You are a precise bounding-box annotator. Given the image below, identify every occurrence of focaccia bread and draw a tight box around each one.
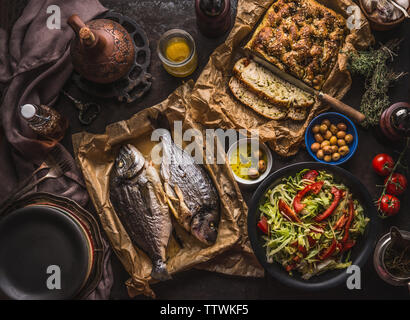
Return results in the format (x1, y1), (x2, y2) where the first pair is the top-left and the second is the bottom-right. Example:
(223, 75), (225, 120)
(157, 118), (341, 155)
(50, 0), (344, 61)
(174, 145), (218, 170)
(245, 0), (347, 90)
(233, 58), (314, 108)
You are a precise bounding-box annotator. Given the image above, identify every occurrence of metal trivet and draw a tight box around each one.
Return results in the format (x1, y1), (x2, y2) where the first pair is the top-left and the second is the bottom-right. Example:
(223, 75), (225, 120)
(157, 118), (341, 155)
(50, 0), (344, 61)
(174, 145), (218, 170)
(72, 11), (152, 103)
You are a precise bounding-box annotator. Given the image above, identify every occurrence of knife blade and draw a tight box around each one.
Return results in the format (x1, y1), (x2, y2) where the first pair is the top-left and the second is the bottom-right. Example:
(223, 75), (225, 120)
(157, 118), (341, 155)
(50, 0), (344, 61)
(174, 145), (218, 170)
(243, 49), (366, 123)
(251, 52), (317, 96)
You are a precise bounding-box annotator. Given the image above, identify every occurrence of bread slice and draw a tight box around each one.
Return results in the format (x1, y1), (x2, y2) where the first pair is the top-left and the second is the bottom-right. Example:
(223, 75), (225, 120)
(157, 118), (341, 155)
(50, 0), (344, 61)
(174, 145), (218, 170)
(287, 107), (308, 121)
(233, 58), (314, 108)
(229, 77), (287, 120)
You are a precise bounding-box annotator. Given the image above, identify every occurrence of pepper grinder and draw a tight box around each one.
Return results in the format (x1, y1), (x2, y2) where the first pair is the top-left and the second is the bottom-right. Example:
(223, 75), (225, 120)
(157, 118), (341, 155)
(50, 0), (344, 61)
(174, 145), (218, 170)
(379, 102), (410, 141)
(195, 0), (231, 38)
(20, 104), (68, 145)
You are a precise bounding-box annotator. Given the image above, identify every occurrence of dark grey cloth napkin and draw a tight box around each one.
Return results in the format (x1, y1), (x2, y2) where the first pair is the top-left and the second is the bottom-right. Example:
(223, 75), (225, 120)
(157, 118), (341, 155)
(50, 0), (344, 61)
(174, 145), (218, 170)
(0, 0), (113, 300)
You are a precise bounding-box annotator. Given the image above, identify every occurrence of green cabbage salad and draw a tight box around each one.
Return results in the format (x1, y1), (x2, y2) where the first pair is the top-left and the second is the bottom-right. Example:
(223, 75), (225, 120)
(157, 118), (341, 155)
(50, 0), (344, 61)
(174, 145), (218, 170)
(258, 169), (369, 279)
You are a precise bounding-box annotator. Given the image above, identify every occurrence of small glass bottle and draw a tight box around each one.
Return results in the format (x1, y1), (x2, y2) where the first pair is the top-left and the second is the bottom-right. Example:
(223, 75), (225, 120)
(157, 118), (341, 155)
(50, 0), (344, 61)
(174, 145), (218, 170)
(195, 0), (231, 38)
(20, 104), (68, 145)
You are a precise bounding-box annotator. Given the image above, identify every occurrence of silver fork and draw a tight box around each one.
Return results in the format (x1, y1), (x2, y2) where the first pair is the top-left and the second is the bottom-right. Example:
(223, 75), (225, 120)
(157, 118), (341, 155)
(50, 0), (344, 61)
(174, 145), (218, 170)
(0, 159), (72, 213)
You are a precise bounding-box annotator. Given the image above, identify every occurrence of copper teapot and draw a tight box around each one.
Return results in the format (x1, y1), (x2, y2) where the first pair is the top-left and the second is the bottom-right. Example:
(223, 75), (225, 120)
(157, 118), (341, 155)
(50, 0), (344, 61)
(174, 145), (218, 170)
(67, 14), (135, 84)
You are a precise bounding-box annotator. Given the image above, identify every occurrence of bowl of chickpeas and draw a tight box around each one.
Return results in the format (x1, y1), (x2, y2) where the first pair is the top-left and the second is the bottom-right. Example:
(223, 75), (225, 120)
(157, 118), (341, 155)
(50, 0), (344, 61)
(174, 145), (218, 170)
(305, 112), (358, 165)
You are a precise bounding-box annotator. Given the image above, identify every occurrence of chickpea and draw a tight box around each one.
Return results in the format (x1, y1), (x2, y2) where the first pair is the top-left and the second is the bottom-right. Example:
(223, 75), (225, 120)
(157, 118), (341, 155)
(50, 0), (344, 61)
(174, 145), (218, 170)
(337, 139), (346, 147)
(332, 153), (341, 161)
(331, 145), (339, 153)
(329, 136), (337, 145)
(311, 142), (321, 153)
(319, 124), (328, 134)
(337, 123), (347, 131)
(345, 134), (354, 144)
(324, 130), (333, 140)
(336, 131), (346, 139)
(323, 145), (332, 155)
(314, 133), (324, 143)
(258, 160), (267, 173)
(316, 149), (324, 159)
(330, 124), (338, 135)
(339, 145), (350, 156)
(324, 155), (332, 162)
(321, 119), (331, 127)
(312, 125), (321, 134)
(248, 167), (260, 179)
(321, 140), (330, 148)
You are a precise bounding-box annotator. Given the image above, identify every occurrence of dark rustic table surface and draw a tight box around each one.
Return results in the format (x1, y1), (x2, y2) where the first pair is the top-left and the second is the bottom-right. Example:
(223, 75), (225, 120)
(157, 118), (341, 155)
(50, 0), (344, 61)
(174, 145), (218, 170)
(4, 0), (410, 300)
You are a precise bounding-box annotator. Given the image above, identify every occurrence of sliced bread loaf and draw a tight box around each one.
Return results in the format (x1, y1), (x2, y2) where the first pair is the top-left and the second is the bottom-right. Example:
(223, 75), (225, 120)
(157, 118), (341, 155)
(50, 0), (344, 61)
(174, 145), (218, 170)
(229, 77), (287, 120)
(233, 58), (315, 108)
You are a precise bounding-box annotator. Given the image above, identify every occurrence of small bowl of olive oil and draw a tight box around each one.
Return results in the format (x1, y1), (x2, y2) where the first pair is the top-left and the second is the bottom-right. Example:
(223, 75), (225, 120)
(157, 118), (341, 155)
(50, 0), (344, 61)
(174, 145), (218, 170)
(227, 138), (273, 186)
(157, 29), (198, 77)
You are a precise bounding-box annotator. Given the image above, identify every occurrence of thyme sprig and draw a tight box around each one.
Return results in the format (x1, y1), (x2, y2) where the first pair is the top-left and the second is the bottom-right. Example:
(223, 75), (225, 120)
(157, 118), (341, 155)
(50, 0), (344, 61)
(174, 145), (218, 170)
(348, 40), (407, 127)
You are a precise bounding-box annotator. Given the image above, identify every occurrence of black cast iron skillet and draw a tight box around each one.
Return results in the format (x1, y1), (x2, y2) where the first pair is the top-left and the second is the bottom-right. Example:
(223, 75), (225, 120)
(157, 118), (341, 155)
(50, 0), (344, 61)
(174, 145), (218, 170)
(248, 162), (380, 291)
(0, 206), (90, 300)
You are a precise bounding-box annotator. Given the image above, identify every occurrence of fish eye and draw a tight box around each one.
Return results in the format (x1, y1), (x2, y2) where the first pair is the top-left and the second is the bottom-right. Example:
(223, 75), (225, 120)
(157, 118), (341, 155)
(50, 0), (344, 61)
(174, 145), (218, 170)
(118, 161), (124, 168)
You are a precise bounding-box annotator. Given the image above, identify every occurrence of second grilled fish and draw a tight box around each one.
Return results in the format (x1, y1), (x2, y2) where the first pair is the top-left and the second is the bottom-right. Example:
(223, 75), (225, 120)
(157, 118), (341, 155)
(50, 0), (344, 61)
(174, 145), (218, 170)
(159, 130), (220, 246)
(110, 144), (172, 281)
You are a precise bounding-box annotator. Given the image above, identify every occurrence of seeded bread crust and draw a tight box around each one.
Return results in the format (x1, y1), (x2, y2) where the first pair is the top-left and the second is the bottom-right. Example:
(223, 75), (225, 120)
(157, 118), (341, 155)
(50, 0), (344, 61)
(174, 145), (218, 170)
(245, 0), (347, 90)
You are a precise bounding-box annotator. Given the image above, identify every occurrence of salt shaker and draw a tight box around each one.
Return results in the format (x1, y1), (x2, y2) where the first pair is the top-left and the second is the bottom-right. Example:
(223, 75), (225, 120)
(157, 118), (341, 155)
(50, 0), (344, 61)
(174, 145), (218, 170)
(20, 104), (68, 144)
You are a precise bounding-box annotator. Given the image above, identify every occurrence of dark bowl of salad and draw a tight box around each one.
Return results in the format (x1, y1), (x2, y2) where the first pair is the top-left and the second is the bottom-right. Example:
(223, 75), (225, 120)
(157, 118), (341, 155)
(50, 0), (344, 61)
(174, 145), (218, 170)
(248, 162), (380, 291)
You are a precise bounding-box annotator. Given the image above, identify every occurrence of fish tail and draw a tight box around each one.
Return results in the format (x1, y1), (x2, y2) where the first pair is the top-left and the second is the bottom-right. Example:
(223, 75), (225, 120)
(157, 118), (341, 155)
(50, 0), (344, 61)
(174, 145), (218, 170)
(151, 259), (172, 281)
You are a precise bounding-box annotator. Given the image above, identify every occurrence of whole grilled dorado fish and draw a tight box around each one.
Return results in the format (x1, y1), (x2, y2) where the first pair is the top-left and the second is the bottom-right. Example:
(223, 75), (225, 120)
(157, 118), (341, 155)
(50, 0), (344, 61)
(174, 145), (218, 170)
(110, 144), (172, 281)
(159, 130), (220, 245)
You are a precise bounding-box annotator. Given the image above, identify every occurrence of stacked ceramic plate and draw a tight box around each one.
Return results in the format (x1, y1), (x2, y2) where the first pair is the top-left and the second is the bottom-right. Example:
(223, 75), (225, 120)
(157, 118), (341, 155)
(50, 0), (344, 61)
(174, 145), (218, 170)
(0, 193), (103, 300)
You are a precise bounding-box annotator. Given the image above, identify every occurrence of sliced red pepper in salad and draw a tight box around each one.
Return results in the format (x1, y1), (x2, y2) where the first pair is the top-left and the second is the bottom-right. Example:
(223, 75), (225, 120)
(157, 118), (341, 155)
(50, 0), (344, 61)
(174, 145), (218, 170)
(279, 199), (301, 223)
(293, 181), (324, 213)
(342, 200), (355, 243)
(333, 212), (348, 230)
(342, 239), (356, 252)
(314, 186), (343, 222)
(302, 170), (319, 181)
(257, 216), (269, 234)
(318, 239), (337, 260)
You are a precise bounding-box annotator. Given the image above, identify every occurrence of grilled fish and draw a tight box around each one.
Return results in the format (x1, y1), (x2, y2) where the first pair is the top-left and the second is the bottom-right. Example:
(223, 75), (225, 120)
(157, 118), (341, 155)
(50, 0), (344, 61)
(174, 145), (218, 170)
(110, 144), (172, 281)
(159, 130), (220, 245)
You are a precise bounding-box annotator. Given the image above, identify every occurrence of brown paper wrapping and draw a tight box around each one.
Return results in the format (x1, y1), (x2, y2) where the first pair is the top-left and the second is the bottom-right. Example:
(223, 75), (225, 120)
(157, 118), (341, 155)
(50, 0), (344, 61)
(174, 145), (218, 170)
(72, 0), (375, 297)
(72, 81), (253, 297)
(189, 0), (374, 157)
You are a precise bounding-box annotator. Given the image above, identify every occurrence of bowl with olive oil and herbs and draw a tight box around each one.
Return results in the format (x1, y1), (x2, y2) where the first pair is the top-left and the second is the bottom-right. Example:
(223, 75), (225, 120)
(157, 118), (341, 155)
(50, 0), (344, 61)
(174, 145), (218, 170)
(227, 138), (272, 186)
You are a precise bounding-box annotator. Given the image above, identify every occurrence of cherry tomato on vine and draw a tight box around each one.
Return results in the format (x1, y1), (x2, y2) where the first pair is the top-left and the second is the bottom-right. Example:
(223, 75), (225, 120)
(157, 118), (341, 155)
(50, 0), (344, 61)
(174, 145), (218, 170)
(384, 173), (407, 196)
(378, 194), (400, 216)
(372, 154), (394, 176)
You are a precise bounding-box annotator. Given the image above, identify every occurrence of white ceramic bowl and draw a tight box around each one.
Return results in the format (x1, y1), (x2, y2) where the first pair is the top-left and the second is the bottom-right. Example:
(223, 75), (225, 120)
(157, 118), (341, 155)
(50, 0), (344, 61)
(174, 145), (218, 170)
(227, 138), (273, 186)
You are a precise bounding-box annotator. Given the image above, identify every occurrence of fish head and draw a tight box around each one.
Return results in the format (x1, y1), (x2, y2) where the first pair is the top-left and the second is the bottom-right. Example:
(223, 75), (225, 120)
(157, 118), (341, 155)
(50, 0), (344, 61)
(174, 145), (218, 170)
(190, 208), (219, 245)
(114, 144), (145, 180)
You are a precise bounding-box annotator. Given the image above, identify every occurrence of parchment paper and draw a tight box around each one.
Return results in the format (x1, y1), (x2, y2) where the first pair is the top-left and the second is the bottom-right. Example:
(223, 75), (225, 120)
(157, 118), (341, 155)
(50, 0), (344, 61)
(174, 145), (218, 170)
(72, 81), (251, 297)
(189, 0), (374, 157)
